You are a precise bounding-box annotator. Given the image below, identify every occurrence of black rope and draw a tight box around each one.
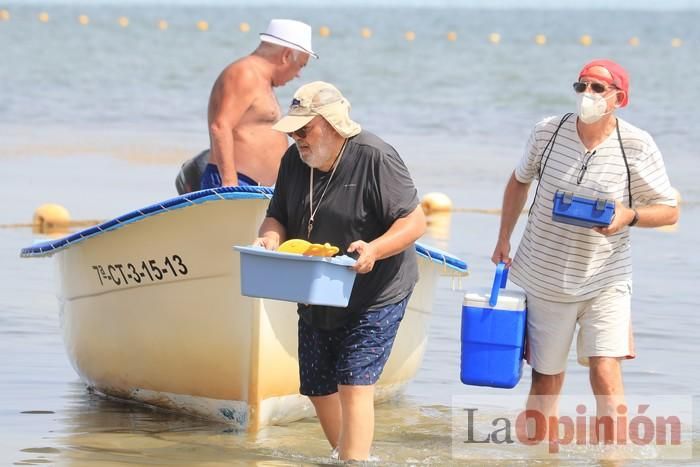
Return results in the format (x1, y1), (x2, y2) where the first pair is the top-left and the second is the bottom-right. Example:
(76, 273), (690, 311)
(615, 119), (634, 208)
(528, 113), (573, 215)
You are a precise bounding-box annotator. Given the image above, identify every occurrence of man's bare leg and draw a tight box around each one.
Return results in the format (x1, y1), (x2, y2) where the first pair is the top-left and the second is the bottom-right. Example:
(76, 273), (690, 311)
(589, 356), (625, 444)
(526, 370), (565, 441)
(337, 384), (375, 461)
(309, 393), (342, 450)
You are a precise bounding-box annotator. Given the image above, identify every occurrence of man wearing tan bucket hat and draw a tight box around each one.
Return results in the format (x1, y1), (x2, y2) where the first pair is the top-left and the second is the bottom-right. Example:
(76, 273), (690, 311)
(175, 19), (317, 193)
(254, 81), (426, 461)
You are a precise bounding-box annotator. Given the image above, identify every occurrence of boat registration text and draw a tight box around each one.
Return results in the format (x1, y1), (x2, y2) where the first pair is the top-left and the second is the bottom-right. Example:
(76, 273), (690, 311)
(91, 255), (189, 287)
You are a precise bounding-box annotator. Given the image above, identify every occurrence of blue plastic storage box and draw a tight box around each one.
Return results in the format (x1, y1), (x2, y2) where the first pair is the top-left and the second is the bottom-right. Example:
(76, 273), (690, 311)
(552, 190), (615, 228)
(460, 263), (527, 389)
(234, 246), (357, 307)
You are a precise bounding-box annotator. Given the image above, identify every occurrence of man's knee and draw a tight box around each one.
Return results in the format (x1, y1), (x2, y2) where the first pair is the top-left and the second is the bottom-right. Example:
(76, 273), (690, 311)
(531, 369), (565, 394)
(588, 357), (623, 393)
(338, 384), (374, 405)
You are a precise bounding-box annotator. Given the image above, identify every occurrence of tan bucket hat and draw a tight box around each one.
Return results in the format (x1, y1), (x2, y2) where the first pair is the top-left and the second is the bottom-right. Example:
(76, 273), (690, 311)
(272, 81), (361, 138)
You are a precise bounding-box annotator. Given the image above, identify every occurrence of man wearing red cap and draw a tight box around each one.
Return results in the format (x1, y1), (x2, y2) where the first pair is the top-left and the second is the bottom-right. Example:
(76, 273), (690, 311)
(492, 59), (679, 443)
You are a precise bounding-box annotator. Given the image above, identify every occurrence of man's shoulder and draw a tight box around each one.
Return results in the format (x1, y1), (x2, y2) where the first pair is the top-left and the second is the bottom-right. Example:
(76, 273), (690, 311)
(617, 117), (657, 154)
(617, 117), (653, 140)
(281, 144), (300, 163)
(534, 113), (575, 132)
(218, 57), (266, 88)
(349, 131), (399, 159)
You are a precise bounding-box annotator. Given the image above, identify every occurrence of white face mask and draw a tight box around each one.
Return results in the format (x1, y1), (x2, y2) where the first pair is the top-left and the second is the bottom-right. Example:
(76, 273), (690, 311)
(577, 92), (616, 124)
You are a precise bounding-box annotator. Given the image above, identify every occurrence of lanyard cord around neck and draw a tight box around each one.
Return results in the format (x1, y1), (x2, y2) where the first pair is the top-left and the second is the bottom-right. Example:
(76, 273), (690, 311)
(307, 139), (348, 239)
(528, 113), (573, 216)
(615, 119), (633, 208)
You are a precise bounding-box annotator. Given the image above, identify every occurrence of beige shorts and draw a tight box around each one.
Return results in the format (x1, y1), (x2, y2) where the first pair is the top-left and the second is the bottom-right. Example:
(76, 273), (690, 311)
(525, 282), (635, 375)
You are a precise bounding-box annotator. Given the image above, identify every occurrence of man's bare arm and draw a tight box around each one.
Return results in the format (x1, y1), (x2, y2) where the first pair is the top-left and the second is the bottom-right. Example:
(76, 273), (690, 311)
(347, 205), (427, 274)
(253, 217), (287, 250)
(492, 171), (531, 266)
(595, 202), (679, 235)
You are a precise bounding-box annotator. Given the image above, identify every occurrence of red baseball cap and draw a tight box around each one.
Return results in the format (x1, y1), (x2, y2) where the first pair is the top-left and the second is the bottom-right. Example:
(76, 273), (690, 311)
(579, 59), (630, 107)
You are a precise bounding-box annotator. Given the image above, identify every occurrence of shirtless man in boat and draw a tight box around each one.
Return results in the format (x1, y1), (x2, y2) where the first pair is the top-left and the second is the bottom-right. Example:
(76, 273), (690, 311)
(179, 19), (317, 191)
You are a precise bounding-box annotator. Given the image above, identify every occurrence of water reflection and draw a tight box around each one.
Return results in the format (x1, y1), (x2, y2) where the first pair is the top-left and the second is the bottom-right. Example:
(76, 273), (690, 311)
(425, 212), (452, 251)
(35, 383), (334, 466)
(15, 380), (680, 466)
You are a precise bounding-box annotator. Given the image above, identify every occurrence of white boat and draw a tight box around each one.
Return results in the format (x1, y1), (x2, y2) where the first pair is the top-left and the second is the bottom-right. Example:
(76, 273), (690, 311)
(21, 187), (467, 431)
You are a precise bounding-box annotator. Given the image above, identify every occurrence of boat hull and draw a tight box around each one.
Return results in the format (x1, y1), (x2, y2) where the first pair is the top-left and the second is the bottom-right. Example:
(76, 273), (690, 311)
(54, 196), (442, 430)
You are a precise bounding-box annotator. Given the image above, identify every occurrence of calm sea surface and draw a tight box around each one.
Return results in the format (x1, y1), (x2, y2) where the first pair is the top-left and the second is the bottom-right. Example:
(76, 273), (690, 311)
(1, 3), (699, 465)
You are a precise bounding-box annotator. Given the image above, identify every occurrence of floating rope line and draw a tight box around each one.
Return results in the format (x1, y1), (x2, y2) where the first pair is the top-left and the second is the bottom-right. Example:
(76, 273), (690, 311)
(0, 10), (689, 47)
(0, 220), (103, 229)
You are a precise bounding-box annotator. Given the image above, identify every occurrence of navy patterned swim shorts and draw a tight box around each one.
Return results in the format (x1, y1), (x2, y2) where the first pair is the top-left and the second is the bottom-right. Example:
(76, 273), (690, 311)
(297, 295), (409, 396)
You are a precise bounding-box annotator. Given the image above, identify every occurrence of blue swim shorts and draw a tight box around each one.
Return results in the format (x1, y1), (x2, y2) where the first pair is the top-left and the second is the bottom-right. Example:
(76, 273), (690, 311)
(297, 295), (409, 396)
(200, 163), (258, 189)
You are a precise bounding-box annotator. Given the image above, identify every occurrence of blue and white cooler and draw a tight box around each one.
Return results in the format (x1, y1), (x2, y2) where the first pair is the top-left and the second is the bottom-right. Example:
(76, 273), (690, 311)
(460, 262), (527, 389)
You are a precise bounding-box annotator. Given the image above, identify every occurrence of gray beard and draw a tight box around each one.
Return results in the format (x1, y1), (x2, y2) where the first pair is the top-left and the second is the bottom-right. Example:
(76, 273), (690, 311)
(298, 143), (334, 170)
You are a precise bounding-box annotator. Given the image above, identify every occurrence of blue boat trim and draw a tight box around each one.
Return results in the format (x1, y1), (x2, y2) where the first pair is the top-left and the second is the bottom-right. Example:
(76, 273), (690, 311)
(20, 186), (274, 257)
(19, 186), (468, 272)
(414, 242), (467, 273)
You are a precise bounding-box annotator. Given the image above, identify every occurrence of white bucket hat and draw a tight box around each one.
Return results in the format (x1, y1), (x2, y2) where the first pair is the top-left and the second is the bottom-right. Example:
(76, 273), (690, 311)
(259, 19), (318, 59)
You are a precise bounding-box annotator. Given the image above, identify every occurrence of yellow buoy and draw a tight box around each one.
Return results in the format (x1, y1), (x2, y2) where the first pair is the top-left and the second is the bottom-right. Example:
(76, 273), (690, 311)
(0, 9), (10, 21)
(447, 31), (458, 42)
(426, 211), (452, 245)
(534, 34), (547, 45)
(158, 19), (168, 30)
(319, 25), (331, 37)
(239, 22), (250, 32)
(579, 34), (592, 46)
(405, 31), (416, 41)
(197, 20), (208, 31)
(671, 38), (683, 47)
(361, 27), (372, 39)
(33, 204), (71, 234)
(488, 32), (501, 45)
(421, 192), (453, 215)
(628, 36), (640, 46)
(38, 11), (49, 23)
(118, 16), (129, 28)
(78, 14), (89, 25)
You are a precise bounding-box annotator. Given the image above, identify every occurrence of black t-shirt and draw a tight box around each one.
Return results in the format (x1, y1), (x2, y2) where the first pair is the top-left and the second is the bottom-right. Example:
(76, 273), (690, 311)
(267, 131), (420, 323)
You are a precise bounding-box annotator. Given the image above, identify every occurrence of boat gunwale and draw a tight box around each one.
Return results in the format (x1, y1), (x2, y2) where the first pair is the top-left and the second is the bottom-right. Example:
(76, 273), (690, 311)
(19, 187), (467, 272)
(20, 187), (274, 258)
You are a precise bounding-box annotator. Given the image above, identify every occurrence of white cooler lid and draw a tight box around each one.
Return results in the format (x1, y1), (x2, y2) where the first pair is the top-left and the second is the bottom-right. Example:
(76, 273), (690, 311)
(463, 289), (526, 311)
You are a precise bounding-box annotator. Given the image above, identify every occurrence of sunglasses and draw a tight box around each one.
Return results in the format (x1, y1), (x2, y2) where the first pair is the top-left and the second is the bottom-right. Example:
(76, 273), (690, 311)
(288, 122), (313, 139)
(573, 81), (616, 94)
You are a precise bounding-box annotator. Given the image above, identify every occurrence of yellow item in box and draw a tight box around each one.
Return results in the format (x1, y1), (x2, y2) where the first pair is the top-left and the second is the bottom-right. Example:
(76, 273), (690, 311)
(277, 239), (339, 257)
(304, 243), (339, 257)
(277, 239), (311, 254)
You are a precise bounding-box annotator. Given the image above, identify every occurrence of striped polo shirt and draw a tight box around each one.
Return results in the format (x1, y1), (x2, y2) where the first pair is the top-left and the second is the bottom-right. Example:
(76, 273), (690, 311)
(510, 115), (677, 302)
